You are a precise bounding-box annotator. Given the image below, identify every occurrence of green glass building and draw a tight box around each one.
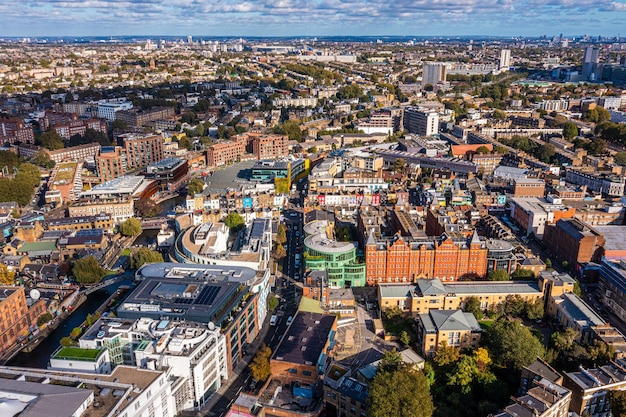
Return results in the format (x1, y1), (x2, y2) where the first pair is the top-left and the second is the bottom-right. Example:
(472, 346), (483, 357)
(303, 220), (366, 287)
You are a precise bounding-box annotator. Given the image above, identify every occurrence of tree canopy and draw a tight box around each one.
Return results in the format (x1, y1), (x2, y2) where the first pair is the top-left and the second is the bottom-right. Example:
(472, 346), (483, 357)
(0, 162), (42, 206)
(249, 344), (272, 382)
(368, 350), (434, 417)
(73, 256), (106, 284)
(487, 269), (509, 281)
(0, 264), (15, 285)
(562, 122), (579, 141)
(187, 178), (205, 196)
(37, 130), (64, 150)
(130, 248), (164, 269)
(119, 218), (142, 236)
(224, 212), (245, 232)
(483, 318), (544, 370)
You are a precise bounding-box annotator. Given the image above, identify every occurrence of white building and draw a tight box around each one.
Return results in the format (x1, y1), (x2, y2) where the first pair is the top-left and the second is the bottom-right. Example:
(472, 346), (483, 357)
(422, 62), (448, 87)
(98, 99), (133, 121)
(404, 107), (440, 136)
(499, 49), (511, 70)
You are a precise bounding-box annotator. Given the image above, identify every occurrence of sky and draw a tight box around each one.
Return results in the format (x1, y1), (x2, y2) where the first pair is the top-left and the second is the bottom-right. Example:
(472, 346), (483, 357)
(1, 0), (626, 38)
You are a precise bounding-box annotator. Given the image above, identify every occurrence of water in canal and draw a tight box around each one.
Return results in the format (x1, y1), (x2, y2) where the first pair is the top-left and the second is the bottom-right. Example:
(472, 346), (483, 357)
(9, 280), (129, 369)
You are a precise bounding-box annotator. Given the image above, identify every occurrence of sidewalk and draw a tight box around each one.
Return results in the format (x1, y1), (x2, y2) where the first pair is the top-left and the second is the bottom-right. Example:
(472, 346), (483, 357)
(199, 316), (274, 416)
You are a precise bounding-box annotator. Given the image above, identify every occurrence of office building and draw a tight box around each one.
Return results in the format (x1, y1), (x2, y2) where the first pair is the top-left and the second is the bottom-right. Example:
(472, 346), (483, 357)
(206, 140), (246, 167)
(97, 99), (133, 121)
(543, 219), (605, 266)
(403, 107), (439, 136)
(144, 157), (190, 193)
(513, 178), (546, 198)
(509, 197), (576, 239)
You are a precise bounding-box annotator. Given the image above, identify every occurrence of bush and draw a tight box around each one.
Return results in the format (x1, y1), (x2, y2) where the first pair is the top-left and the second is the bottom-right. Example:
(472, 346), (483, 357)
(37, 313), (53, 327)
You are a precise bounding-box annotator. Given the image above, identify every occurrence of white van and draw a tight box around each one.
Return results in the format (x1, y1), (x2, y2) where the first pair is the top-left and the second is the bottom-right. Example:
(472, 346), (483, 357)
(270, 315), (278, 326)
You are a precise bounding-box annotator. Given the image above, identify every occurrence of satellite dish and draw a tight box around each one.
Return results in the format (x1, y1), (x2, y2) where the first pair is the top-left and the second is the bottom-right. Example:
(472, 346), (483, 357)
(30, 289), (41, 300)
(208, 322), (215, 331)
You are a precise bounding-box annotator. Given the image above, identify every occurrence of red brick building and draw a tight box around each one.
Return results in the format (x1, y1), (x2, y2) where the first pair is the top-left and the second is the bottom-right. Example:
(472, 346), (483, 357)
(0, 117), (35, 144)
(206, 139), (246, 167)
(513, 178), (546, 198)
(365, 232), (488, 285)
(0, 286), (46, 356)
(544, 218), (605, 266)
(248, 133), (289, 160)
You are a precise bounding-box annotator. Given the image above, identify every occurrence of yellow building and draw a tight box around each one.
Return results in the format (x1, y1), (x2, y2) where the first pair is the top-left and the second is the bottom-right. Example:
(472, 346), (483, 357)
(416, 309), (482, 358)
(378, 278), (545, 316)
(68, 198), (134, 225)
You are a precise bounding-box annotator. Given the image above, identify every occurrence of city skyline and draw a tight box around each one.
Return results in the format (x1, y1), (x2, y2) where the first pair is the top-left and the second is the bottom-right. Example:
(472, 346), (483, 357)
(1, 0), (626, 38)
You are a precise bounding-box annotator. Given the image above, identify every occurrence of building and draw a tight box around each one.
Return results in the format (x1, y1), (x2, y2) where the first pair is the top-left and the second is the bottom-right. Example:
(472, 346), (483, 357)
(378, 278), (544, 316)
(510, 197), (576, 239)
(116, 107), (176, 127)
(598, 259), (626, 323)
(565, 169), (625, 197)
(499, 49), (511, 70)
(270, 312), (337, 397)
(513, 178), (546, 198)
(172, 218), (272, 271)
(519, 359), (564, 395)
(0, 116), (34, 144)
(303, 220), (366, 288)
(119, 133), (165, 170)
(422, 62), (448, 87)
(45, 214), (114, 233)
(493, 378), (571, 417)
(97, 99), (133, 121)
(324, 376), (369, 417)
(144, 157), (189, 193)
(0, 365), (177, 417)
(563, 360), (626, 417)
(543, 218), (605, 266)
(45, 142), (101, 164)
(416, 309), (481, 357)
(206, 140), (246, 167)
(248, 133), (288, 160)
(122, 263), (271, 373)
(78, 317), (228, 411)
(549, 292), (605, 344)
(96, 146), (127, 181)
(68, 198), (134, 224)
(251, 158), (306, 187)
(403, 107), (439, 136)
(365, 231), (488, 285)
(45, 162), (83, 204)
(0, 286), (46, 356)
(49, 346), (111, 374)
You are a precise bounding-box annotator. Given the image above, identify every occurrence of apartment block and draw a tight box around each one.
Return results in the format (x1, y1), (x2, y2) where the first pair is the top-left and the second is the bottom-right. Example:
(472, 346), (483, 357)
(68, 198), (134, 224)
(565, 169), (625, 197)
(116, 107), (176, 127)
(543, 218), (605, 266)
(403, 107), (439, 136)
(45, 142), (101, 164)
(249, 133), (288, 160)
(119, 133), (165, 170)
(45, 161), (83, 204)
(416, 309), (481, 357)
(563, 360), (626, 417)
(510, 197), (576, 239)
(206, 139), (246, 167)
(0, 117), (34, 144)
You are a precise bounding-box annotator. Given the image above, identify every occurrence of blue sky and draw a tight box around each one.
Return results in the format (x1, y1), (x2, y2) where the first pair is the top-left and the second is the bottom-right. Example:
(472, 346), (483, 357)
(1, 0), (626, 37)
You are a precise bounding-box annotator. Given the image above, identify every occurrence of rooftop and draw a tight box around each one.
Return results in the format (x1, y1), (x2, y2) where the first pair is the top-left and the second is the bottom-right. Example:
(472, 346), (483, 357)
(273, 312), (336, 366)
(80, 175), (145, 197)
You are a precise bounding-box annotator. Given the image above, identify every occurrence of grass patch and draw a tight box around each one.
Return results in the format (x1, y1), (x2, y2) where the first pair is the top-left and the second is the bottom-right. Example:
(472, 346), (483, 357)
(121, 249), (131, 257)
(54, 347), (102, 360)
(479, 320), (495, 330)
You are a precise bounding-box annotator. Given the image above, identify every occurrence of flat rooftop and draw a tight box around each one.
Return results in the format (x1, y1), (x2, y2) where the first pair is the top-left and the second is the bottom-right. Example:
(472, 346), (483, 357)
(80, 175), (145, 197)
(205, 159), (258, 193)
(273, 312), (335, 366)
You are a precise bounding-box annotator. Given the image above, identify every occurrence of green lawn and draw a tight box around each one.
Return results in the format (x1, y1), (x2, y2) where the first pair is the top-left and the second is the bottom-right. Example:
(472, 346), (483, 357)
(479, 320), (495, 330)
(54, 347), (102, 360)
(383, 317), (413, 336)
(121, 248), (131, 257)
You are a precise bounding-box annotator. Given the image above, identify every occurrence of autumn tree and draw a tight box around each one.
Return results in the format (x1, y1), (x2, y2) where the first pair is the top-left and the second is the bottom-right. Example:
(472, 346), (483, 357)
(0, 264), (15, 285)
(187, 178), (205, 196)
(249, 344), (272, 382)
(276, 223), (287, 245)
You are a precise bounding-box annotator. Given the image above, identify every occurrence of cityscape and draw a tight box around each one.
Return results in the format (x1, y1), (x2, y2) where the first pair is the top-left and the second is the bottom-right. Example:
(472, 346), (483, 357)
(1, 29), (626, 417)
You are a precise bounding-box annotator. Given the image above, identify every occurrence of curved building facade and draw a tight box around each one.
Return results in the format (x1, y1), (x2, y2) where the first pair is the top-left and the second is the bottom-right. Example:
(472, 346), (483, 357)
(303, 220), (366, 288)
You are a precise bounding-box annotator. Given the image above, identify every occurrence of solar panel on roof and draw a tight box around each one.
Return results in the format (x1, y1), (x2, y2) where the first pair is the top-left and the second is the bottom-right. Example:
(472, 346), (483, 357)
(194, 286), (220, 306)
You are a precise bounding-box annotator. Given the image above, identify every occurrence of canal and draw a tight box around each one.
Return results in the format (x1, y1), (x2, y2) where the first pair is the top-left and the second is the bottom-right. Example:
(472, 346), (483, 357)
(9, 279), (131, 369)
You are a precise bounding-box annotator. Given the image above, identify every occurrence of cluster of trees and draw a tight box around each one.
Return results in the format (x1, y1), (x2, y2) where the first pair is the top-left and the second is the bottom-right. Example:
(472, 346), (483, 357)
(274, 223), (287, 260)
(187, 178), (205, 196)
(68, 128), (111, 147)
(368, 350), (434, 417)
(72, 256), (106, 284)
(135, 199), (160, 218)
(336, 84), (364, 100)
(224, 212), (245, 232)
(546, 327), (615, 371)
(273, 120), (303, 142)
(463, 295), (543, 321)
(596, 121), (626, 146)
(582, 106), (611, 124)
(499, 135), (556, 163)
(130, 248), (163, 269)
(284, 63), (338, 83)
(0, 162), (41, 206)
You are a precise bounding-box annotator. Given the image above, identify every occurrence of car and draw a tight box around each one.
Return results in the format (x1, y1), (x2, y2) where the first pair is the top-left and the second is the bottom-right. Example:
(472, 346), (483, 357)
(286, 316), (293, 326)
(270, 315), (278, 326)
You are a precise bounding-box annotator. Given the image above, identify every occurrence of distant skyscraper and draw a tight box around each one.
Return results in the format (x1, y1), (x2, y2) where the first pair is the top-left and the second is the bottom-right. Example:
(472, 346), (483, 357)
(582, 46), (600, 78)
(187, 35), (193, 44)
(422, 62), (447, 88)
(499, 49), (511, 70)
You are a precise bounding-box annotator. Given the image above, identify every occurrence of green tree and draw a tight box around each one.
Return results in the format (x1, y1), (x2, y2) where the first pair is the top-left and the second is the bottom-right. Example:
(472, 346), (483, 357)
(111, 119), (128, 131)
(274, 120), (302, 142)
(475, 146), (490, 154)
(249, 344), (272, 382)
(483, 318), (545, 370)
(135, 199), (160, 218)
(492, 109), (506, 120)
(504, 294), (527, 317)
(525, 299), (544, 320)
(60, 336), (72, 347)
(487, 269), (509, 281)
(400, 330), (411, 346)
(31, 151), (55, 169)
(544, 258), (553, 270)
(392, 158), (407, 172)
(535, 143), (556, 163)
(37, 313), (53, 327)
(187, 178), (205, 196)
(224, 212), (245, 232)
(267, 294), (279, 312)
(131, 248), (164, 269)
(614, 152), (626, 166)
(276, 223), (287, 245)
(37, 130), (64, 150)
(464, 296), (484, 320)
(73, 256), (106, 284)
(563, 122), (578, 141)
(511, 268), (535, 279)
(368, 350), (434, 417)
(609, 390), (626, 417)
(119, 218), (142, 236)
